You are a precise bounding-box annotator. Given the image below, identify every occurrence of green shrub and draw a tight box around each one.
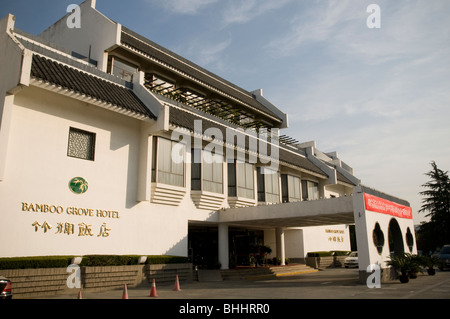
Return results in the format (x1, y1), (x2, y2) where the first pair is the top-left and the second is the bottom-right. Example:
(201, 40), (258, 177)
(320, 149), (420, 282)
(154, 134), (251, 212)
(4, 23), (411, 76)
(0, 255), (189, 269)
(80, 255), (141, 267)
(307, 251), (332, 257)
(307, 251), (351, 257)
(145, 255), (189, 265)
(0, 256), (73, 269)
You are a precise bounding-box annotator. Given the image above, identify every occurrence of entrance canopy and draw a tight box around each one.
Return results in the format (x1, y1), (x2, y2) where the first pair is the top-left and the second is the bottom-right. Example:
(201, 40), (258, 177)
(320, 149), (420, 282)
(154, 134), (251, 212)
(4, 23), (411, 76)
(219, 196), (355, 228)
(216, 185), (416, 284)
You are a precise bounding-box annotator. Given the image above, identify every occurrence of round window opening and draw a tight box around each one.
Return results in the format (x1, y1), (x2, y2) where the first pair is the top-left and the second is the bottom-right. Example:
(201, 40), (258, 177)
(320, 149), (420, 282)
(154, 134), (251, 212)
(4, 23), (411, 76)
(406, 227), (414, 252)
(373, 222), (385, 255)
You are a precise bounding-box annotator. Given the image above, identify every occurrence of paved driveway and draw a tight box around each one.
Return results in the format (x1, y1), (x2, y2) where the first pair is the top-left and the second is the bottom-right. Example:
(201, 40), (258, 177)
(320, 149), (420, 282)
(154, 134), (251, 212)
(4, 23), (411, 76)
(46, 268), (450, 300)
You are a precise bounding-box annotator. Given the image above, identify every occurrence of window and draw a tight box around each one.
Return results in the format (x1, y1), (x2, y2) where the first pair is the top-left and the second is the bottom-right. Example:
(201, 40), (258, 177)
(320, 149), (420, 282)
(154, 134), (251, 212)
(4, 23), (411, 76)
(229, 161), (254, 199)
(152, 137), (185, 187)
(237, 162), (254, 199)
(257, 167), (280, 203)
(228, 162), (237, 196)
(257, 167), (265, 202)
(202, 149), (223, 194)
(191, 149), (202, 191)
(191, 148), (223, 194)
(301, 180), (319, 201)
(108, 56), (138, 82)
(67, 127), (96, 161)
(281, 174), (301, 203)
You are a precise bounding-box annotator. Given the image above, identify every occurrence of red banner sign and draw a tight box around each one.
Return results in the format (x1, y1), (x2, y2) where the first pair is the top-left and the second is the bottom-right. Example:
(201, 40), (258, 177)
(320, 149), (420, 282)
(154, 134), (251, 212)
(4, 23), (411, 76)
(364, 193), (412, 219)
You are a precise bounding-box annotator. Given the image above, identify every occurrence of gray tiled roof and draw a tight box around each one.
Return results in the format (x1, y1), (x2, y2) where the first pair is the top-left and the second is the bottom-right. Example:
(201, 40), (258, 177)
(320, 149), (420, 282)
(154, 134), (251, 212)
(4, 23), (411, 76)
(121, 27), (283, 124)
(30, 54), (156, 119)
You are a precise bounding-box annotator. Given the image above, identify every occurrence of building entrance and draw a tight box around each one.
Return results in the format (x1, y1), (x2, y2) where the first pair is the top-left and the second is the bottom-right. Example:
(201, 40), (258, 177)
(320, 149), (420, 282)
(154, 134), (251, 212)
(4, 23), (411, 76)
(188, 224), (219, 269)
(188, 224), (266, 269)
(229, 228), (265, 268)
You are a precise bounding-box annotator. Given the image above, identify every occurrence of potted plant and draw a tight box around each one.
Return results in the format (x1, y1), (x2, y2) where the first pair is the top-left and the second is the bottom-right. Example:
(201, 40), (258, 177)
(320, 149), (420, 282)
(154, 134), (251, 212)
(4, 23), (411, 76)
(387, 253), (411, 283)
(420, 255), (439, 276)
(408, 255), (423, 279)
(260, 245), (272, 265)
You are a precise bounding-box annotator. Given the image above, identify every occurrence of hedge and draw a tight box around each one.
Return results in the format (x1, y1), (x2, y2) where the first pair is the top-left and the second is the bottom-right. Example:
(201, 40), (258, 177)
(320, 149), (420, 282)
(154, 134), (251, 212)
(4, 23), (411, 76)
(145, 255), (189, 265)
(0, 255), (189, 269)
(0, 256), (74, 270)
(307, 251), (351, 257)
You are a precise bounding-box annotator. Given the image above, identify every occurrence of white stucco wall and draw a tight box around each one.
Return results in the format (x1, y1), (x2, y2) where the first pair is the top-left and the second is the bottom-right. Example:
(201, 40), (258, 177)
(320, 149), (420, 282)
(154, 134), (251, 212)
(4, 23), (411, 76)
(301, 225), (351, 255)
(0, 86), (191, 258)
(264, 224), (351, 259)
(38, 0), (119, 72)
(352, 186), (417, 272)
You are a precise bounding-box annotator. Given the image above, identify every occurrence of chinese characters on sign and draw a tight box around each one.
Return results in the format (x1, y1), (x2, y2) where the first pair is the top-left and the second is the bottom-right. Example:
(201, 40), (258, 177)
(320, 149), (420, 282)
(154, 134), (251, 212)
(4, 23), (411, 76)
(325, 229), (345, 243)
(33, 221), (111, 237)
(364, 194), (413, 219)
(22, 201), (119, 239)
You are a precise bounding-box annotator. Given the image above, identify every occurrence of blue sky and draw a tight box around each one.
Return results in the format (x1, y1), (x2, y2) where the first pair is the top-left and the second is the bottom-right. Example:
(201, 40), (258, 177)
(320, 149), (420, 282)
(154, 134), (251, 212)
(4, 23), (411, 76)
(2, 0), (449, 223)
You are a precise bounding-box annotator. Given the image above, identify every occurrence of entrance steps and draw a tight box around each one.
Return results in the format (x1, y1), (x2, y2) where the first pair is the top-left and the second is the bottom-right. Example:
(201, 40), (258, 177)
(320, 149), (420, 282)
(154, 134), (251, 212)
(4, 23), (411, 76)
(197, 269), (223, 282)
(220, 264), (317, 281)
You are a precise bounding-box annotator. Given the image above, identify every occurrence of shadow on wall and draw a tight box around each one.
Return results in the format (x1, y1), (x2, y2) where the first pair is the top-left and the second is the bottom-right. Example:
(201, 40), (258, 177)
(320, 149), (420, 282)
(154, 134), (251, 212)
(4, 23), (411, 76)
(164, 234), (188, 258)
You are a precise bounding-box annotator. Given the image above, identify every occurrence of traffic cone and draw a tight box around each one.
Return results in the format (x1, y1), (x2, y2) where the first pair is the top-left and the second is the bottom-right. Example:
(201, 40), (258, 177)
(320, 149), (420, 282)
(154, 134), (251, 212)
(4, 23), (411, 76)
(150, 278), (158, 297)
(77, 290), (82, 299)
(173, 275), (181, 291)
(122, 284), (129, 299)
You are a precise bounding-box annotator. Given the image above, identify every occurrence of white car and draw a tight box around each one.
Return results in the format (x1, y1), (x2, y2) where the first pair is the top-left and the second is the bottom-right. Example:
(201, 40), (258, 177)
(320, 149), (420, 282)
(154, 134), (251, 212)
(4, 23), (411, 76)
(344, 252), (358, 268)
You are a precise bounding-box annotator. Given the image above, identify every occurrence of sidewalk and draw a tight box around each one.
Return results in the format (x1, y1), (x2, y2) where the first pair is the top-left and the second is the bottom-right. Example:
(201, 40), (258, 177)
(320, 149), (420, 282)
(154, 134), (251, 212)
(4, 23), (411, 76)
(39, 268), (450, 300)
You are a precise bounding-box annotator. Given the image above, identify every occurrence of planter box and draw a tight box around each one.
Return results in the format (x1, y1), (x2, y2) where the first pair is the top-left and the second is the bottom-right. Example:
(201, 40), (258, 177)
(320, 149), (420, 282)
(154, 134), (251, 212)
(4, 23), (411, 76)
(2, 263), (193, 298)
(305, 256), (347, 269)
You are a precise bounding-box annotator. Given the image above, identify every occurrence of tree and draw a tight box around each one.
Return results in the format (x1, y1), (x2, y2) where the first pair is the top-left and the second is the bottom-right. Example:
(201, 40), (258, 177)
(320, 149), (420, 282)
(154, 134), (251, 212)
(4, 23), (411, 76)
(418, 161), (450, 251)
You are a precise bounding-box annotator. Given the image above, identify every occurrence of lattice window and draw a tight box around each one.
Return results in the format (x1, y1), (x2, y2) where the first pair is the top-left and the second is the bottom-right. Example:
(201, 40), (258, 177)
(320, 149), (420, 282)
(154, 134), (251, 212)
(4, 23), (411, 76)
(67, 127), (96, 161)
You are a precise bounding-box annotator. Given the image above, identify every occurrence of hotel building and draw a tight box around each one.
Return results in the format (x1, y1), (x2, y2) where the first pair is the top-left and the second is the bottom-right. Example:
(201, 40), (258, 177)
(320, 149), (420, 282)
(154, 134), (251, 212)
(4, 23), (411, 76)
(0, 0), (416, 280)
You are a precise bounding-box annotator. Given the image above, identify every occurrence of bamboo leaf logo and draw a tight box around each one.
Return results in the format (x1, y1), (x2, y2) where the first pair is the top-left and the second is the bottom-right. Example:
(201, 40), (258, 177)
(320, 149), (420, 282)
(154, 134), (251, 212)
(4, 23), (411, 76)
(69, 177), (89, 194)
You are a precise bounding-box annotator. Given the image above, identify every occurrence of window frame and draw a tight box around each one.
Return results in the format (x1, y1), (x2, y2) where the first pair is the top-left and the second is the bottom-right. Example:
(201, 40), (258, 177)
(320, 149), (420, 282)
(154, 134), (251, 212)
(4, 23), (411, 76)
(152, 136), (186, 188)
(301, 180), (319, 201)
(191, 148), (224, 194)
(201, 148), (223, 194)
(108, 56), (138, 82)
(228, 160), (254, 199)
(257, 167), (280, 203)
(281, 174), (302, 203)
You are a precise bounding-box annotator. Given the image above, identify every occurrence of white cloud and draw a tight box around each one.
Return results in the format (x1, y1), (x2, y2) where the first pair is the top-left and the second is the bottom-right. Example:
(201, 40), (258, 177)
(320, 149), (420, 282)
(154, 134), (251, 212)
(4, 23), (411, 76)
(222, 0), (291, 26)
(269, 0), (450, 120)
(181, 35), (233, 71)
(267, 1), (450, 62)
(150, 0), (218, 15)
(267, 0), (450, 222)
(266, 0), (362, 57)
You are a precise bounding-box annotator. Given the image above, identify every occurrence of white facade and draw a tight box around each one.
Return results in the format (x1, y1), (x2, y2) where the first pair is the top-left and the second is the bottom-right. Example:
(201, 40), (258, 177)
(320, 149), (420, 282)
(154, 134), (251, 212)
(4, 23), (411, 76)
(265, 225), (351, 260)
(353, 186), (417, 274)
(1, 85), (189, 257)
